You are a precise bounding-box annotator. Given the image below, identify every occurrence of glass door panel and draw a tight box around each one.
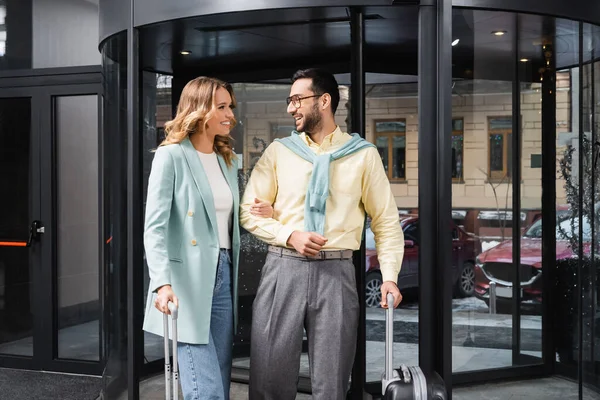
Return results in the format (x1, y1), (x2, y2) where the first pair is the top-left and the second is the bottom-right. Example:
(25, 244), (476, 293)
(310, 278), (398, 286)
(364, 4), (420, 386)
(581, 22), (600, 397)
(55, 94), (101, 361)
(0, 83), (102, 375)
(451, 8), (517, 373)
(0, 97), (33, 357)
(139, 8), (353, 392)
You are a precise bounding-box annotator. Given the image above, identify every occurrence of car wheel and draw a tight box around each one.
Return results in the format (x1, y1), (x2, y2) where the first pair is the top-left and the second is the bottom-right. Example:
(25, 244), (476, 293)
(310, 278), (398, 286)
(456, 262), (475, 297)
(365, 272), (383, 308)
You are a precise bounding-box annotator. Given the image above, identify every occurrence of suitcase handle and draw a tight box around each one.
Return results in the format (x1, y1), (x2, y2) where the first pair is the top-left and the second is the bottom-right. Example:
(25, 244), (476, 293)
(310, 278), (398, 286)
(385, 293), (394, 381)
(163, 301), (179, 400)
(168, 302), (178, 320)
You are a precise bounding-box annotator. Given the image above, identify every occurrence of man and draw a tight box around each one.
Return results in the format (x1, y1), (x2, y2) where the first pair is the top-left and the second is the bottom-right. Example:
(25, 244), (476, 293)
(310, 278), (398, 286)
(240, 68), (404, 400)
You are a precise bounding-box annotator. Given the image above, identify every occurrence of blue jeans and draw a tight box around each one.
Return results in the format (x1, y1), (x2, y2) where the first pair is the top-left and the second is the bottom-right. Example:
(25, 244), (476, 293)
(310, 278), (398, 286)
(178, 249), (233, 400)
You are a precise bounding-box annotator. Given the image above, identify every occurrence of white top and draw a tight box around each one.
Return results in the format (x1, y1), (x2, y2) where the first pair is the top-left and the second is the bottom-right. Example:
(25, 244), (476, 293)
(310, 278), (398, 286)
(196, 151), (233, 249)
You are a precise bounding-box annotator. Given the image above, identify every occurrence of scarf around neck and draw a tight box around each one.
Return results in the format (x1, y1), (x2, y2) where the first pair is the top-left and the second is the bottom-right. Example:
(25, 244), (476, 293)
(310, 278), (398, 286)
(275, 130), (375, 235)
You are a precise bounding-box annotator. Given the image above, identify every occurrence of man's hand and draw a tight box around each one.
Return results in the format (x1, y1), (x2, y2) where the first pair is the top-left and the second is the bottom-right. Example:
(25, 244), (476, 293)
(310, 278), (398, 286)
(155, 285), (179, 314)
(287, 231), (328, 256)
(380, 281), (402, 309)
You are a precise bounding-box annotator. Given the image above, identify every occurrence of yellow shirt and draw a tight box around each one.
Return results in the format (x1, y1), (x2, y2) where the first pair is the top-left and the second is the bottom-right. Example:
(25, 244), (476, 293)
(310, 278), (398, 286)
(240, 126), (404, 283)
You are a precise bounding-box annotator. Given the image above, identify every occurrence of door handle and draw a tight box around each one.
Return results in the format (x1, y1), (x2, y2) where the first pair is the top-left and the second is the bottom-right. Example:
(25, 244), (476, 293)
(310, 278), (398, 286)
(26, 220), (44, 247)
(0, 220), (43, 247)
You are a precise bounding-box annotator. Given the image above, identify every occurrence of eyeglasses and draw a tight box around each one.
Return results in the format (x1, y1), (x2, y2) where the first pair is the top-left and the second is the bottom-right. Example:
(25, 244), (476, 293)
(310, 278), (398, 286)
(285, 94), (323, 108)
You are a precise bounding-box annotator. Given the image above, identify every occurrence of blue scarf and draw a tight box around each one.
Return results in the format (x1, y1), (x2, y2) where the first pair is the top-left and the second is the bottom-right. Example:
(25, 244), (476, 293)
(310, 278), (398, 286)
(275, 131), (375, 235)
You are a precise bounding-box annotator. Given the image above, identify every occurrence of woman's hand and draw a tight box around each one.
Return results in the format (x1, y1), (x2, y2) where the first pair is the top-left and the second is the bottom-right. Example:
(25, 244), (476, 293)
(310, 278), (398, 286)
(155, 285), (179, 314)
(250, 197), (274, 218)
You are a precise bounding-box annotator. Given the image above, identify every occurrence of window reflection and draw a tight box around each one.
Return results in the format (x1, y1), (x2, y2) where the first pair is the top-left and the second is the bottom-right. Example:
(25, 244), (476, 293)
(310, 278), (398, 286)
(582, 23), (600, 393)
(488, 117), (513, 181)
(365, 74), (419, 382)
(451, 8), (518, 374)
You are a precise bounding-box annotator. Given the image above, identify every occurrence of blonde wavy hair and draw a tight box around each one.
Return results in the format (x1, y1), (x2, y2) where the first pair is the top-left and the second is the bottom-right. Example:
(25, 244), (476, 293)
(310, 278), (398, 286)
(160, 76), (237, 167)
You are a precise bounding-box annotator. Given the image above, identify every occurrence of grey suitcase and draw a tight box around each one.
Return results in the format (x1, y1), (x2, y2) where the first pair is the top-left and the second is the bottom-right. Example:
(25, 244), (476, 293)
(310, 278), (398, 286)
(382, 294), (448, 400)
(163, 302), (179, 400)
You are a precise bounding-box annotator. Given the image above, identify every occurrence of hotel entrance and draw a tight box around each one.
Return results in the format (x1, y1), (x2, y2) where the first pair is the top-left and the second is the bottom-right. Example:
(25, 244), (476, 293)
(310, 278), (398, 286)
(98, 0), (600, 398)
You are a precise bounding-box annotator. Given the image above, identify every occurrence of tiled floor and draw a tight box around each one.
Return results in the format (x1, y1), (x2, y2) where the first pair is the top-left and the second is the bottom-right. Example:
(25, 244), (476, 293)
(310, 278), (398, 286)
(136, 374), (598, 399)
(1, 366), (595, 399)
(453, 376), (600, 400)
(137, 379), (309, 400)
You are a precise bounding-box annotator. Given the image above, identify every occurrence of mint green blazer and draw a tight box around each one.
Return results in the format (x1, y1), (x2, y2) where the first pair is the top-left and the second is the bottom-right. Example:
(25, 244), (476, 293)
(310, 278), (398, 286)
(142, 137), (240, 344)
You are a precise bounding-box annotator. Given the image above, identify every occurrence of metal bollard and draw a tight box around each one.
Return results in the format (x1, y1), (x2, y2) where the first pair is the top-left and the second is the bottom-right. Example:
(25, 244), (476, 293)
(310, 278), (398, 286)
(489, 281), (497, 314)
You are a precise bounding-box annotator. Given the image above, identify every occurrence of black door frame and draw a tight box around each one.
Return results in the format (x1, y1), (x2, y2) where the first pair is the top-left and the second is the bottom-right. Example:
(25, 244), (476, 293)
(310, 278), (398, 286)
(0, 70), (103, 376)
(0, 86), (43, 371)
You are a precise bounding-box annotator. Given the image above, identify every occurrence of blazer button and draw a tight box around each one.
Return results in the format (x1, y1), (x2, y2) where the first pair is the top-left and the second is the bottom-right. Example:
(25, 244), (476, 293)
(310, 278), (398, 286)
(188, 210), (194, 217)
(191, 239), (197, 246)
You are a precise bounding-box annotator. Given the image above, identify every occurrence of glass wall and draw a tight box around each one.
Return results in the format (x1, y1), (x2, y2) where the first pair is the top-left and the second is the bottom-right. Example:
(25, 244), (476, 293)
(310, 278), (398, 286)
(516, 13), (545, 367)
(230, 81), (316, 380)
(451, 9), (517, 373)
(100, 31), (129, 397)
(56, 94), (101, 361)
(363, 5), (420, 383)
(139, 76), (355, 379)
(448, 12), (600, 388)
(138, 7), (354, 389)
(580, 22), (600, 397)
(364, 75), (420, 382)
(552, 23), (600, 398)
(230, 81), (297, 368)
(444, 8), (600, 398)
(554, 20), (580, 372)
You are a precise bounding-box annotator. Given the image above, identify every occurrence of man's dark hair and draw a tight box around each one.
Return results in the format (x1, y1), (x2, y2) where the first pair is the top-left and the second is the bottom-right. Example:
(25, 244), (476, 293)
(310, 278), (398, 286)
(291, 68), (340, 114)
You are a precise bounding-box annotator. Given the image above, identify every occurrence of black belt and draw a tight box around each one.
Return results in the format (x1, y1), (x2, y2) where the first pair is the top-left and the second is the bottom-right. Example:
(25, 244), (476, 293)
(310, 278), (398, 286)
(267, 245), (353, 260)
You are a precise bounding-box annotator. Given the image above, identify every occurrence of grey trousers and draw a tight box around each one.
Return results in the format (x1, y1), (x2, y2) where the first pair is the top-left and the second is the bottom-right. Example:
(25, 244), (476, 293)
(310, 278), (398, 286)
(248, 252), (359, 400)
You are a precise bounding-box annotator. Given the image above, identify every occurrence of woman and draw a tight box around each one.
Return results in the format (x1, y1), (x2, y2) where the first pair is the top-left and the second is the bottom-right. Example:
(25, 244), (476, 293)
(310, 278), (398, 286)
(142, 76), (271, 400)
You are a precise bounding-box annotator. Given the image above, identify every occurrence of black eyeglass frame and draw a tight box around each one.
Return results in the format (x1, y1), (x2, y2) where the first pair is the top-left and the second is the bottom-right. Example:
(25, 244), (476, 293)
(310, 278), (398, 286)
(285, 93), (323, 107)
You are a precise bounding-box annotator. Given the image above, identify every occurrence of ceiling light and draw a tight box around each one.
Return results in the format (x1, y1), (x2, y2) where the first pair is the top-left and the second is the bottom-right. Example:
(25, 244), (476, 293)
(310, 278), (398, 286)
(520, 58), (529, 62)
(492, 30), (507, 36)
(452, 39), (460, 46)
(180, 50), (191, 55)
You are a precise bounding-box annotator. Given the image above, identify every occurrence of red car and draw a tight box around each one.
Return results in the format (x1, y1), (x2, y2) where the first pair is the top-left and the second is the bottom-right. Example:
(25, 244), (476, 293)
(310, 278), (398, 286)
(473, 209), (588, 314)
(365, 215), (481, 308)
